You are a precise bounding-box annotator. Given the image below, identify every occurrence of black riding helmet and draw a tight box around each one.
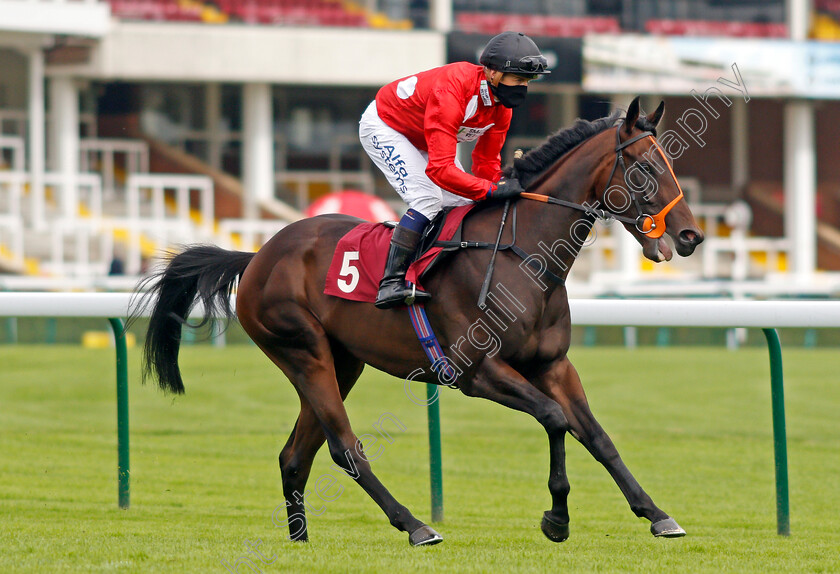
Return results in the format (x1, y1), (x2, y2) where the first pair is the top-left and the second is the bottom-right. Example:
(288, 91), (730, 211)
(479, 31), (551, 80)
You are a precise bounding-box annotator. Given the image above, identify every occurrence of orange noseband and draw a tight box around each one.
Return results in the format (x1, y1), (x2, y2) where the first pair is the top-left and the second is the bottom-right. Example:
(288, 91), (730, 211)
(639, 137), (684, 239)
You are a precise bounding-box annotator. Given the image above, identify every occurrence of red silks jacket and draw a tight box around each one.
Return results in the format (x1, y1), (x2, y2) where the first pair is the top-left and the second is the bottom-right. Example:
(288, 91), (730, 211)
(375, 62), (511, 200)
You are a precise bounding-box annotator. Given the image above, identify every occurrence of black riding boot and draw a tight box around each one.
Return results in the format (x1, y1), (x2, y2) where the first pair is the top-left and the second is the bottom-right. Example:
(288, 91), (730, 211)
(375, 225), (431, 309)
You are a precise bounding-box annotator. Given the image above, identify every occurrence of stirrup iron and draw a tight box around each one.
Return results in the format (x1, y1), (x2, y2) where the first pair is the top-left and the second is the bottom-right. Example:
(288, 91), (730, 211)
(404, 283), (417, 306)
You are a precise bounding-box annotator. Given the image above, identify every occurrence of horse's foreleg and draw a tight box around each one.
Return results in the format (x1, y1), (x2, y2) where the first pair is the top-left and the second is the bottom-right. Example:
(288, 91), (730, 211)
(533, 357), (685, 537)
(462, 359), (572, 542)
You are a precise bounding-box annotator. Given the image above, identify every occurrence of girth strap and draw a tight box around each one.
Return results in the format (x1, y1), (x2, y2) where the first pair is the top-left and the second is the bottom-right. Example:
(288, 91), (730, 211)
(508, 244), (566, 286)
(407, 303), (459, 387)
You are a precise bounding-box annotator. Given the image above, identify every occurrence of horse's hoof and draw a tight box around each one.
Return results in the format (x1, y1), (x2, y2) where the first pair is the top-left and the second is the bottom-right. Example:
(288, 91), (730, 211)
(650, 517), (686, 538)
(541, 511), (570, 543)
(409, 525), (443, 546)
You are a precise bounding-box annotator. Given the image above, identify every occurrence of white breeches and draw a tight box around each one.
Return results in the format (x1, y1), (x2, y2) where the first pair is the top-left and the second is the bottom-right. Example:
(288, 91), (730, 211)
(359, 100), (473, 219)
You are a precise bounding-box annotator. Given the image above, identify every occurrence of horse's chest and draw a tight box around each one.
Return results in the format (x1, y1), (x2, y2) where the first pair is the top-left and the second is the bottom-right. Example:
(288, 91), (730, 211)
(498, 315), (568, 366)
(536, 323), (571, 361)
(526, 305), (572, 363)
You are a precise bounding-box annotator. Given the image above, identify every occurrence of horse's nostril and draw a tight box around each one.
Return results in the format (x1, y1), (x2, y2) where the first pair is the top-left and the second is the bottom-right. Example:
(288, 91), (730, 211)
(679, 230), (699, 245)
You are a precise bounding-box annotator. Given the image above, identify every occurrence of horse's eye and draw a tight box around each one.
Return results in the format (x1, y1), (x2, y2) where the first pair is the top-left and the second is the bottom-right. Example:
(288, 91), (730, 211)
(640, 163), (654, 175)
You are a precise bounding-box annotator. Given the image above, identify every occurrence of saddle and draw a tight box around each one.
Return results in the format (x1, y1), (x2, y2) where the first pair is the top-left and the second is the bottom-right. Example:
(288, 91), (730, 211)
(324, 205), (475, 303)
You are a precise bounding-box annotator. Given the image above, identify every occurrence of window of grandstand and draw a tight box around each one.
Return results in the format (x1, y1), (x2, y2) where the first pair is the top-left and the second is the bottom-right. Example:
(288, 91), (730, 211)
(273, 86), (376, 172)
(140, 84), (207, 151)
(272, 86), (381, 206)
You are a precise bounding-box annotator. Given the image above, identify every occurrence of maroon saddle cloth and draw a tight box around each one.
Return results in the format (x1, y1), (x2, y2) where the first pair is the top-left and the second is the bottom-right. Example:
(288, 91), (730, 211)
(324, 205), (475, 303)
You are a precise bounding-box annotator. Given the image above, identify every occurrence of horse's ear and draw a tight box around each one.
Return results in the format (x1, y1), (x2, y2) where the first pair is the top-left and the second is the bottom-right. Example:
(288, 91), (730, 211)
(624, 96), (641, 134)
(648, 100), (665, 128)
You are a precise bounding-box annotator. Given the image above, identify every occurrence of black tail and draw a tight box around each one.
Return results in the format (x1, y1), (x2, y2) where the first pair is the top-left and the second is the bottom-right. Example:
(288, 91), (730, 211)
(130, 245), (255, 394)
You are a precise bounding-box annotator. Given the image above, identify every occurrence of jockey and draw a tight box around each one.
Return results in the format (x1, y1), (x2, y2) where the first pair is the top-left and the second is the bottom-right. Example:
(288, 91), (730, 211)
(359, 31), (551, 309)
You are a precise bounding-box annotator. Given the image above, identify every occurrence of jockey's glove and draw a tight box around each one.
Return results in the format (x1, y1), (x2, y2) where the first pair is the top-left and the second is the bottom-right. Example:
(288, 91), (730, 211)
(487, 176), (524, 200)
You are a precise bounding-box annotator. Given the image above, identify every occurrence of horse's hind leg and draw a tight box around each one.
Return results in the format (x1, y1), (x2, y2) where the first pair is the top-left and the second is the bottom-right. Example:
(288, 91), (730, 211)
(263, 329), (440, 546)
(276, 403), (322, 541)
(534, 357), (685, 538)
(277, 346), (364, 542)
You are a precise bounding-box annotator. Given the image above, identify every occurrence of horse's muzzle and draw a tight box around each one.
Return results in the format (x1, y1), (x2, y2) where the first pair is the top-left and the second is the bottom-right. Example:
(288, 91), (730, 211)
(675, 228), (704, 257)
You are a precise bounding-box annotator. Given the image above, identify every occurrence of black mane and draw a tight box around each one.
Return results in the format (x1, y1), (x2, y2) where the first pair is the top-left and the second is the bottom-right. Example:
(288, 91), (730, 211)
(506, 111), (658, 188)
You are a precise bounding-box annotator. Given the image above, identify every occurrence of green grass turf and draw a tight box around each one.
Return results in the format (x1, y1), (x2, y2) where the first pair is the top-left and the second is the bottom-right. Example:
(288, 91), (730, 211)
(1, 345), (839, 573)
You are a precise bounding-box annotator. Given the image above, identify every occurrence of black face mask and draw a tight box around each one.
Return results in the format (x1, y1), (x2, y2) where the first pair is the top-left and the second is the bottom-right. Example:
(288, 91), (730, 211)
(490, 82), (527, 108)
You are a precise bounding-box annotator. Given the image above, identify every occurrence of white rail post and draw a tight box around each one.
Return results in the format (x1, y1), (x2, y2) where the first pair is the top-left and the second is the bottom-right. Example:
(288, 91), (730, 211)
(28, 47), (46, 230)
(53, 77), (80, 220)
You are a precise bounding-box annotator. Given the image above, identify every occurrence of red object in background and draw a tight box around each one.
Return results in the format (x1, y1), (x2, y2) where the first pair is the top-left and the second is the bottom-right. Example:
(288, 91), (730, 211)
(305, 190), (398, 223)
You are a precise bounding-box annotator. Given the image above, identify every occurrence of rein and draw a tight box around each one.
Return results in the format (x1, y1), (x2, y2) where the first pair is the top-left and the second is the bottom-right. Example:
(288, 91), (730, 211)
(520, 124), (684, 238)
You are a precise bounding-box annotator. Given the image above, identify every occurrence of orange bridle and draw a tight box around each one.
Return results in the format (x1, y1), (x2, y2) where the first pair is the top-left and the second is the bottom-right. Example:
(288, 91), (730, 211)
(520, 123), (685, 239)
(602, 125), (684, 239)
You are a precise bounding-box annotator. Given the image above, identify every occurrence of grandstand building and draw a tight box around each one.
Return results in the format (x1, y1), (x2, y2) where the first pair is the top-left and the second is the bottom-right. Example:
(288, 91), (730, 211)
(1, 0), (839, 296)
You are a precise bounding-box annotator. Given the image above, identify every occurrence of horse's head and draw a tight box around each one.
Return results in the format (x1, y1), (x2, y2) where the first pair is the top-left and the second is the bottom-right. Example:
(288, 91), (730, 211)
(596, 96), (704, 262)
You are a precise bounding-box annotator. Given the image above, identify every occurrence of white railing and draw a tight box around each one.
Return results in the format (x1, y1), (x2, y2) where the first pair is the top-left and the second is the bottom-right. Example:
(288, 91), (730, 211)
(569, 220), (620, 279)
(0, 214), (25, 270)
(0, 274), (141, 292)
(80, 138), (150, 198)
(703, 235), (791, 281)
(41, 215), (220, 278)
(690, 203), (730, 241)
(1, 170), (103, 227)
(695, 201), (791, 280)
(1, 170), (222, 279)
(218, 218), (286, 252)
(0, 171), (102, 229)
(114, 217), (218, 276)
(0, 135), (26, 171)
(44, 218), (114, 278)
(0, 171), (27, 219)
(43, 171), (104, 222)
(0, 293), (838, 326)
(126, 173), (214, 235)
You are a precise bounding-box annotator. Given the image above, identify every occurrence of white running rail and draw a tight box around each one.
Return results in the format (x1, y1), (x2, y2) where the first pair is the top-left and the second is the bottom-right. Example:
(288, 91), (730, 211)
(1, 294), (838, 328)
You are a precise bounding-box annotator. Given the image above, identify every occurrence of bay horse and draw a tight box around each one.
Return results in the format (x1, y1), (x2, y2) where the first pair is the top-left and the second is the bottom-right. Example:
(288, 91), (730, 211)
(134, 96), (704, 546)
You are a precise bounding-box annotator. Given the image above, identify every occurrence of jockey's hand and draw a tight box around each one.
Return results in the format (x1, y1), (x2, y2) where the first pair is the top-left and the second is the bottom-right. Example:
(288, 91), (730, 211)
(487, 176), (524, 200)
